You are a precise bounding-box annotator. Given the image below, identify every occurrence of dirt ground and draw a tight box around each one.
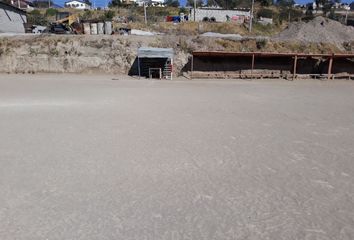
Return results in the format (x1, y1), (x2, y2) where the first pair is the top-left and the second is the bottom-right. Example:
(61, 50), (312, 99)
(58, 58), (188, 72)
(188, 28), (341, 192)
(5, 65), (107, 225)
(0, 74), (354, 240)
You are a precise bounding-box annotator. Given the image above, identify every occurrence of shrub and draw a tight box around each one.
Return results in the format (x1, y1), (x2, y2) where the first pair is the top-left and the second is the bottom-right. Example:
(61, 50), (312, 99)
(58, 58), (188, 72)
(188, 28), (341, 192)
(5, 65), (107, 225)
(45, 8), (58, 16)
(104, 10), (115, 20)
(256, 39), (267, 49)
(257, 8), (274, 19)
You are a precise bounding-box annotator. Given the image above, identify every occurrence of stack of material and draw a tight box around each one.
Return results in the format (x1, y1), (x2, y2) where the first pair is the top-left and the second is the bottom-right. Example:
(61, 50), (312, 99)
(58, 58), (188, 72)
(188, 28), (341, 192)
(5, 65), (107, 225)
(274, 16), (354, 47)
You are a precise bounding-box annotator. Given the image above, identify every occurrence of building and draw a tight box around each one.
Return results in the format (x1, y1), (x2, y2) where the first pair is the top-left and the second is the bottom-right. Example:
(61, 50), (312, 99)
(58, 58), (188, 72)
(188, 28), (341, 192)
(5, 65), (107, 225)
(190, 51), (354, 80)
(10, 0), (34, 10)
(134, 0), (165, 7)
(64, 0), (90, 9)
(190, 8), (250, 23)
(0, 2), (27, 33)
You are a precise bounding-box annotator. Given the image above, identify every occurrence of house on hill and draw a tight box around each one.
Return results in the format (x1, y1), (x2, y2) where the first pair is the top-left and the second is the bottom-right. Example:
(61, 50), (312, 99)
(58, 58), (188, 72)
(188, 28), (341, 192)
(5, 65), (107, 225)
(64, 0), (90, 9)
(0, 1), (27, 33)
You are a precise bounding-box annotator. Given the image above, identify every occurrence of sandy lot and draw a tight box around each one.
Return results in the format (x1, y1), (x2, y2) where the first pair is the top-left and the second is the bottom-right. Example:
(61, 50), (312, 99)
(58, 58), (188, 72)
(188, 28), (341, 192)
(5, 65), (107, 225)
(0, 74), (354, 240)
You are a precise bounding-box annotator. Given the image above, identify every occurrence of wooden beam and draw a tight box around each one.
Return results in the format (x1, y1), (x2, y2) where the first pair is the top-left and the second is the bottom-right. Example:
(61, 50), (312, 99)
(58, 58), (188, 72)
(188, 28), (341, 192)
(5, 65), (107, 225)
(292, 55), (297, 81)
(328, 55), (333, 80)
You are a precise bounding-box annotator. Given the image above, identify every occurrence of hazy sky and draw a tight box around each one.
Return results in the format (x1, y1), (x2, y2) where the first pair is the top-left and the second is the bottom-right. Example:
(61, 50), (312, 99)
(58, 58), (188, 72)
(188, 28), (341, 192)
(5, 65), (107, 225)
(55, 0), (351, 8)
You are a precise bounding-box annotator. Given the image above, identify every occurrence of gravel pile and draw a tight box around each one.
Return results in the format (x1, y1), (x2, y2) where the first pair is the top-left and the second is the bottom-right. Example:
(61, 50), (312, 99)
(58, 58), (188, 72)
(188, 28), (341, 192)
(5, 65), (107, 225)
(274, 16), (354, 45)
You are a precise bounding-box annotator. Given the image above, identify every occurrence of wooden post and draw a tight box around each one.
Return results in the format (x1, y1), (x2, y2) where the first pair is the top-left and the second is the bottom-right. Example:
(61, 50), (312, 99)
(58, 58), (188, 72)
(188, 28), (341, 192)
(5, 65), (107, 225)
(328, 55), (333, 80)
(251, 54), (255, 78)
(191, 55), (194, 79)
(292, 55), (297, 81)
(137, 57), (141, 79)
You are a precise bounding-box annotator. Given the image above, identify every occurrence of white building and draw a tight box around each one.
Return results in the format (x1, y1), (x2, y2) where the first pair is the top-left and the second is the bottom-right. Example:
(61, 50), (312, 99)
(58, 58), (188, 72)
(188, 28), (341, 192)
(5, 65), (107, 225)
(64, 0), (90, 9)
(135, 0), (165, 6)
(190, 8), (250, 23)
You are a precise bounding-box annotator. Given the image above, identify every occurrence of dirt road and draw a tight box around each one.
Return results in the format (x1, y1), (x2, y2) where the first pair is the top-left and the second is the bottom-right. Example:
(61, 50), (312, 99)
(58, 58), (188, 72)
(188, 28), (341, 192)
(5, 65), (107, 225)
(1, 74), (354, 240)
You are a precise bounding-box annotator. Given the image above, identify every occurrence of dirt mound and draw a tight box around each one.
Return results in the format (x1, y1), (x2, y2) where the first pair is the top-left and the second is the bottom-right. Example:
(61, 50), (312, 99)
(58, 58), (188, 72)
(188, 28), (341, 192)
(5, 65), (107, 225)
(274, 17), (354, 47)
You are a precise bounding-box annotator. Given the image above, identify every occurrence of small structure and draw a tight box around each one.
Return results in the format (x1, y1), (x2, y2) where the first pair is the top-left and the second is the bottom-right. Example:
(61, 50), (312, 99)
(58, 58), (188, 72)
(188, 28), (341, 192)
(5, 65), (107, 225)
(0, 2), (27, 33)
(137, 47), (173, 80)
(64, 0), (90, 10)
(258, 17), (273, 25)
(10, 0), (34, 10)
(190, 51), (354, 80)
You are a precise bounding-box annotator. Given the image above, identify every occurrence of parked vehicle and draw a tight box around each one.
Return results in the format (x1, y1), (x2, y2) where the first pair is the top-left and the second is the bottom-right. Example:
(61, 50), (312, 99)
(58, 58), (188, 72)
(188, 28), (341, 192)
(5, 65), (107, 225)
(32, 25), (47, 34)
(45, 23), (72, 34)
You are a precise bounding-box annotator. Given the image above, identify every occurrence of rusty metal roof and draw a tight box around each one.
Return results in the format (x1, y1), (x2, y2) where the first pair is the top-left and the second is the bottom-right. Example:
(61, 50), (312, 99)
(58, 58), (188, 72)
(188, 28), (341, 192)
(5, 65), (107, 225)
(192, 51), (354, 58)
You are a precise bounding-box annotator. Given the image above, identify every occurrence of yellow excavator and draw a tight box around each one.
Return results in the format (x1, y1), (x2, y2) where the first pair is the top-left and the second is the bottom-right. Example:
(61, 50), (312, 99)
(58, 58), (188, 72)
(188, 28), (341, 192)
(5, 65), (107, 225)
(55, 13), (79, 25)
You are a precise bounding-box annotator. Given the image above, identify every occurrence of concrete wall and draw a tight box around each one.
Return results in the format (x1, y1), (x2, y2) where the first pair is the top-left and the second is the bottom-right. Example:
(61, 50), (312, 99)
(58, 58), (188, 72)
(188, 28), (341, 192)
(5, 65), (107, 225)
(0, 4), (27, 33)
(190, 8), (250, 22)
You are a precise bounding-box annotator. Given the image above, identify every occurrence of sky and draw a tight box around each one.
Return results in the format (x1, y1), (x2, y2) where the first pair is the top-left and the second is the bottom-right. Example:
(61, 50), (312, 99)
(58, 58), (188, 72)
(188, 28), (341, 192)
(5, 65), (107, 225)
(54, 0), (351, 8)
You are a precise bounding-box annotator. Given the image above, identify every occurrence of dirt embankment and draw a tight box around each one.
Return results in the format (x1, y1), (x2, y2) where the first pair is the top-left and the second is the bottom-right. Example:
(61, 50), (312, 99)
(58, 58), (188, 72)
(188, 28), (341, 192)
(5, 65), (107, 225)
(0, 34), (195, 75)
(0, 35), (147, 74)
(1, 19), (353, 76)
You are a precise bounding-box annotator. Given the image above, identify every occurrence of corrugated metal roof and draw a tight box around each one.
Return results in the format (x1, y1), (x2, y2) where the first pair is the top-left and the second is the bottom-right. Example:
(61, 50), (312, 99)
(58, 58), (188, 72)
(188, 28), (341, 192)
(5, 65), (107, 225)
(192, 51), (354, 58)
(138, 47), (174, 58)
(0, 1), (27, 14)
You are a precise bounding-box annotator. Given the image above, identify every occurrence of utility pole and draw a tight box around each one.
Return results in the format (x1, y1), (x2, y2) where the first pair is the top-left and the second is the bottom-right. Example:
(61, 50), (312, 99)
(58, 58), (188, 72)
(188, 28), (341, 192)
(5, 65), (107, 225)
(345, 9), (349, 25)
(194, 0), (196, 21)
(249, 0), (254, 32)
(144, 2), (147, 24)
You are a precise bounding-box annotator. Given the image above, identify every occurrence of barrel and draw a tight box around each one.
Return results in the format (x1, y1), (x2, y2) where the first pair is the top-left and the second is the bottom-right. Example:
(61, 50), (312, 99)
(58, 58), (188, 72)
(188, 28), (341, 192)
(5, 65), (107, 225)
(90, 23), (98, 35)
(97, 22), (104, 35)
(83, 23), (90, 35)
(104, 21), (112, 35)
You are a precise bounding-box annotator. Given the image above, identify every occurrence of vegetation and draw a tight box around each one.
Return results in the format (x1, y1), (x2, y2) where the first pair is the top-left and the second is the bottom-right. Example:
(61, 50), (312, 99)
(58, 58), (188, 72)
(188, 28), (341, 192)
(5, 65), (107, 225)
(45, 8), (58, 16)
(257, 8), (274, 19)
(276, 0), (295, 7)
(27, 9), (48, 25)
(164, 0), (179, 7)
(102, 10), (116, 20)
(109, 0), (122, 8)
(32, 0), (53, 8)
(186, 0), (203, 7)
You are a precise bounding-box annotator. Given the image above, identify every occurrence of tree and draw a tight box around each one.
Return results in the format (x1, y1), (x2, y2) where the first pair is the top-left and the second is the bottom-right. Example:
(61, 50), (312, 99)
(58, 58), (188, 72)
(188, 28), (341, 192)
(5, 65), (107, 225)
(276, 0), (294, 7)
(27, 9), (48, 25)
(186, 0), (203, 7)
(258, 0), (273, 6)
(109, 0), (122, 7)
(305, 3), (314, 17)
(32, 0), (53, 8)
(45, 8), (58, 16)
(322, 0), (334, 15)
(103, 10), (115, 20)
(257, 8), (274, 18)
(84, 0), (92, 6)
(206, 0), (217, 6)
(350, 2), (354, 10)
(164, 0), (179, 7)
(211, 0), (258, 9)
(316, 0), (336, 15)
